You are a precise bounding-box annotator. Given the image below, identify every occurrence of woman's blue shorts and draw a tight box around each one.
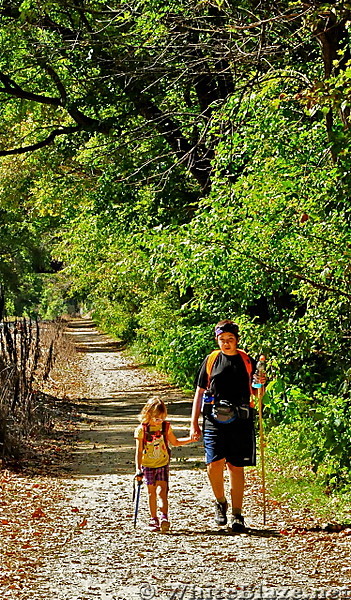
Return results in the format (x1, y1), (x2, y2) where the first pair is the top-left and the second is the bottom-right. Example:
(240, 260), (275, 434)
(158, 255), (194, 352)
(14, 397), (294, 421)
(203, 417), (256, 467)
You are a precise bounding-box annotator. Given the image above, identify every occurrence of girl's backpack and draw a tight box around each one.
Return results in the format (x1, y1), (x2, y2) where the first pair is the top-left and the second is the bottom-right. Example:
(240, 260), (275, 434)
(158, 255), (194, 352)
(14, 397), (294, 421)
(142, 420), (171, 456)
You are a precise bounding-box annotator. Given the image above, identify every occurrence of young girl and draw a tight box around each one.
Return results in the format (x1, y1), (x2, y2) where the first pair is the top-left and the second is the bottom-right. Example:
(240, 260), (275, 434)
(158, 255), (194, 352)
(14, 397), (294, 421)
(134, 396), (194, 532)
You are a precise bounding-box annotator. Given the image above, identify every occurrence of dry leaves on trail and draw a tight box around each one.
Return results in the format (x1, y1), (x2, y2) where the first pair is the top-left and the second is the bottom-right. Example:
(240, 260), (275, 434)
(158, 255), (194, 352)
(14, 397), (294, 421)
(0, 328), (89, 595)
(0, 323), (89, 593)
(0, 469), (78, 593)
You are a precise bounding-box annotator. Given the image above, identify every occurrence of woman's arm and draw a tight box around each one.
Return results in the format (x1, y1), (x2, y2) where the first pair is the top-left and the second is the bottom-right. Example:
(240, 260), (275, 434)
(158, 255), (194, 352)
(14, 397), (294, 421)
(190, 386), (205, 440)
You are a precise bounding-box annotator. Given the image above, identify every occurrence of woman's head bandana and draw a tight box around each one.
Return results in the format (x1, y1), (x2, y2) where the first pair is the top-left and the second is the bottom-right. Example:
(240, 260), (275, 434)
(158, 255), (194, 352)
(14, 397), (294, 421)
(214, 322), (239, 337)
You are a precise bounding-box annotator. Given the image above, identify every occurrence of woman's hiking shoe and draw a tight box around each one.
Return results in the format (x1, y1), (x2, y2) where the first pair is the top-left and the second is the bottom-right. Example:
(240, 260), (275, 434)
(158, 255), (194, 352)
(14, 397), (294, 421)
(149, 517), (160, 532)
(160, 514), (170, 533)
(231, 513), (246, 533)
(215, 500), (228, 526)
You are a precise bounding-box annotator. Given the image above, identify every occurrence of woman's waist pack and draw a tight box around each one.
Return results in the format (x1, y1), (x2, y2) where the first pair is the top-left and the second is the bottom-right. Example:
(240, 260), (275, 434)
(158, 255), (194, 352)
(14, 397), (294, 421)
(203, 396), (253, 423)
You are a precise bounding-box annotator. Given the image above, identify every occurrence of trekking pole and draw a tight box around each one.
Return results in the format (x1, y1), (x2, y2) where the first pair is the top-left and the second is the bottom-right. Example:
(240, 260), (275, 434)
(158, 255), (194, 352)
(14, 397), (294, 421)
(258, 383), (267, 526)
(253, 355), (267, 526)
(132, 477), (143, 528)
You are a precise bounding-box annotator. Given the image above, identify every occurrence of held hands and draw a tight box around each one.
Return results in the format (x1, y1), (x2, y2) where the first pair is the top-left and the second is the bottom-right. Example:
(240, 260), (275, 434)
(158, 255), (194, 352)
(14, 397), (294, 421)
(190, 424), (202, 442)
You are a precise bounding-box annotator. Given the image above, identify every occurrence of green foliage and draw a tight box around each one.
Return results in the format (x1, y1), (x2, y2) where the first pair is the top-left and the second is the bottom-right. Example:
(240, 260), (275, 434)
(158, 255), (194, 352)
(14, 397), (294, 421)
(266, 423), (351, 522)
(135, 296), (215, 386)
(1, 0), (351, 501)
(308, 395), (351, 486)
(265, 383), (351, 490)
(92, 298), (139, 342)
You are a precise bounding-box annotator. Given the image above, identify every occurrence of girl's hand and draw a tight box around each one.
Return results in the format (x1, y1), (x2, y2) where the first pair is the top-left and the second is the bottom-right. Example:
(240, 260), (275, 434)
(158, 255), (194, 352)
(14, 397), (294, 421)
(134, 471), (143, 482)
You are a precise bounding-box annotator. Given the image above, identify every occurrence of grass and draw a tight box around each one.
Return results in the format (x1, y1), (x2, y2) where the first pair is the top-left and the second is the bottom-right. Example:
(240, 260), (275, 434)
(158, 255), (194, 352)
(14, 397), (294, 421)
(264, 425), (351, 524)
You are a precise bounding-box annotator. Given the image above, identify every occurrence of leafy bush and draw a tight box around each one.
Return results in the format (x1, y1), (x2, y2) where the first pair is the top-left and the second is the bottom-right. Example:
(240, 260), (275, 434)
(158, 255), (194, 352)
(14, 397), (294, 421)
(134, 296), (215, 387)
(265, 383), (351, 490)
(92, 297), (139, 342)
(265, 423), (351, 521)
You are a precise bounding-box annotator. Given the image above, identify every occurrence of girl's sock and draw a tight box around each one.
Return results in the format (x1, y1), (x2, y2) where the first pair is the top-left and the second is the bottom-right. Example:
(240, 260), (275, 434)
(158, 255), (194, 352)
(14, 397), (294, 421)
(216, 496), (226, 504)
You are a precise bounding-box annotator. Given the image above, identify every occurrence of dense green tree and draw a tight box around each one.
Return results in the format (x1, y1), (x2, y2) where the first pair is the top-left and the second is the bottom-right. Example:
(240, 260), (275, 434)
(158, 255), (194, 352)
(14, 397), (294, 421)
(1, 0), (351, 490)
(1, 1), (349, 191)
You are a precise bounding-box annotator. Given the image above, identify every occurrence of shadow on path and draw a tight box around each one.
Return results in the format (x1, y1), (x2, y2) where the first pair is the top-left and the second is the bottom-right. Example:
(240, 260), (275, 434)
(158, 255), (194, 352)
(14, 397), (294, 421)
(168, 527), (281, 538)
(62, 319), (204, 477)
(65, 319), (126, 353)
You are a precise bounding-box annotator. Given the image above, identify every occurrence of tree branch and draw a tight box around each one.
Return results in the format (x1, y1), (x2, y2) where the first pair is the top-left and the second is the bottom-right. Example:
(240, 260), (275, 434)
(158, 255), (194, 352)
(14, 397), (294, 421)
(0, 126), (81, 156)
(230, 245), (351, 300)
(37, 62), (67, 105)
(0, 72), (61, 106)
(125, 84), (213, 191)
(0, 68), (113, 135)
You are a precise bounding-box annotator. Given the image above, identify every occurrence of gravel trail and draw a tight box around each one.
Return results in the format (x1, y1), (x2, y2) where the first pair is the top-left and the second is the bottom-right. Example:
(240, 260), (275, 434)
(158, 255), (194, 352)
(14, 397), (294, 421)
(14, 320), (351, 600)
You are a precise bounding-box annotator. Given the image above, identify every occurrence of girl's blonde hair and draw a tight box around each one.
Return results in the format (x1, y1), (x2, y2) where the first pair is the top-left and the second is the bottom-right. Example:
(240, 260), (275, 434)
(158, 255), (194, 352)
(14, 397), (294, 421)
(138, 396), (167, 424)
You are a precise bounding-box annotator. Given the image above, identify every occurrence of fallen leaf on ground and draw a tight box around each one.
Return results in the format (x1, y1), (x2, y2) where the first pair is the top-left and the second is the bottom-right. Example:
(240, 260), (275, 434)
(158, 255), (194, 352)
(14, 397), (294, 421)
(77, 518), (87, 528)
(32, 507), (46, 518)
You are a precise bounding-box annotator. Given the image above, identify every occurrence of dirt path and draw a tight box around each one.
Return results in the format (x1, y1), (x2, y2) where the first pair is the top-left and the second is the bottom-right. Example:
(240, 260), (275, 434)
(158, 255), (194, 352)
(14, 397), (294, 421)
(11, 320), (351, 599)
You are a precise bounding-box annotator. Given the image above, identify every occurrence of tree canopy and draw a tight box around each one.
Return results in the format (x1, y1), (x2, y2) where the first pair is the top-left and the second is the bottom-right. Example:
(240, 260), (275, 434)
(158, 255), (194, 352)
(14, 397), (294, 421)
(2, 1), (349, 188)
(1, 2), (351, 484)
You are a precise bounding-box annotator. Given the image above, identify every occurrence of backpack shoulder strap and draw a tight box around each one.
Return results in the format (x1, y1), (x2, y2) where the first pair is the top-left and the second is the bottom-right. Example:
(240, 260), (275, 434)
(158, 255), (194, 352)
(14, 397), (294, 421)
(237, 348), (252, 374)
(142, 423), (148, 450)
(162, 420), (170, 437)
(237, 349), (254, 404)
(162, 421), (171, 456)
(205, 350), (221, 387)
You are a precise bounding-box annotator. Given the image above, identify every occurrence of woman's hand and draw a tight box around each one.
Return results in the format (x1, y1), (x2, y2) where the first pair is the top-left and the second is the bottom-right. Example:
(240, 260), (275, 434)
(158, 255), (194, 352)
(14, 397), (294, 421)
(134, 471), (143, 482)
(190, 386), (204, 441)
(190, 423), (202, 442)
(252, 373), (267, 387)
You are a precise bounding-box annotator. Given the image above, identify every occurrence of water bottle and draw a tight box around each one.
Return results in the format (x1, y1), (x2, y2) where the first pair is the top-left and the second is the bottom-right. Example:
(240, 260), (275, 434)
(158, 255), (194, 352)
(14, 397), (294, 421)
(252, 355), (266, 389)
(202, 390), (215, 415)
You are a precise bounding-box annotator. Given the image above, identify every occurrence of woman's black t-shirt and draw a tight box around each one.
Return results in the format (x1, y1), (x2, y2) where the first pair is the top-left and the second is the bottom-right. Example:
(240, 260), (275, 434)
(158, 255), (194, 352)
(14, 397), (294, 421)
(197, 351), (256, 406)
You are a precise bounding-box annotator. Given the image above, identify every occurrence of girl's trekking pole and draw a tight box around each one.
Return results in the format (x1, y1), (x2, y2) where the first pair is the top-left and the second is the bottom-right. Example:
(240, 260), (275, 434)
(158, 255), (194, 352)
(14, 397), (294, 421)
(132, 477), (143, 528)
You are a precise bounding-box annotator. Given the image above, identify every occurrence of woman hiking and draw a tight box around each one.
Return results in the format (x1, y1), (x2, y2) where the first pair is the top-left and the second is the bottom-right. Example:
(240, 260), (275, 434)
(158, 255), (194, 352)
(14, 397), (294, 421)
(134, 397), (194, 532)
(190, 319), (265, 532)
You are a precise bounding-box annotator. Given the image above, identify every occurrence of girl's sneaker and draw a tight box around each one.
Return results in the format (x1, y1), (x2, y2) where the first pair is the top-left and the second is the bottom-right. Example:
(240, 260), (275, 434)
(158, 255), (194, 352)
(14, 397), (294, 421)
(149, 517), (160, 532)
(160, 514), (170, 533)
